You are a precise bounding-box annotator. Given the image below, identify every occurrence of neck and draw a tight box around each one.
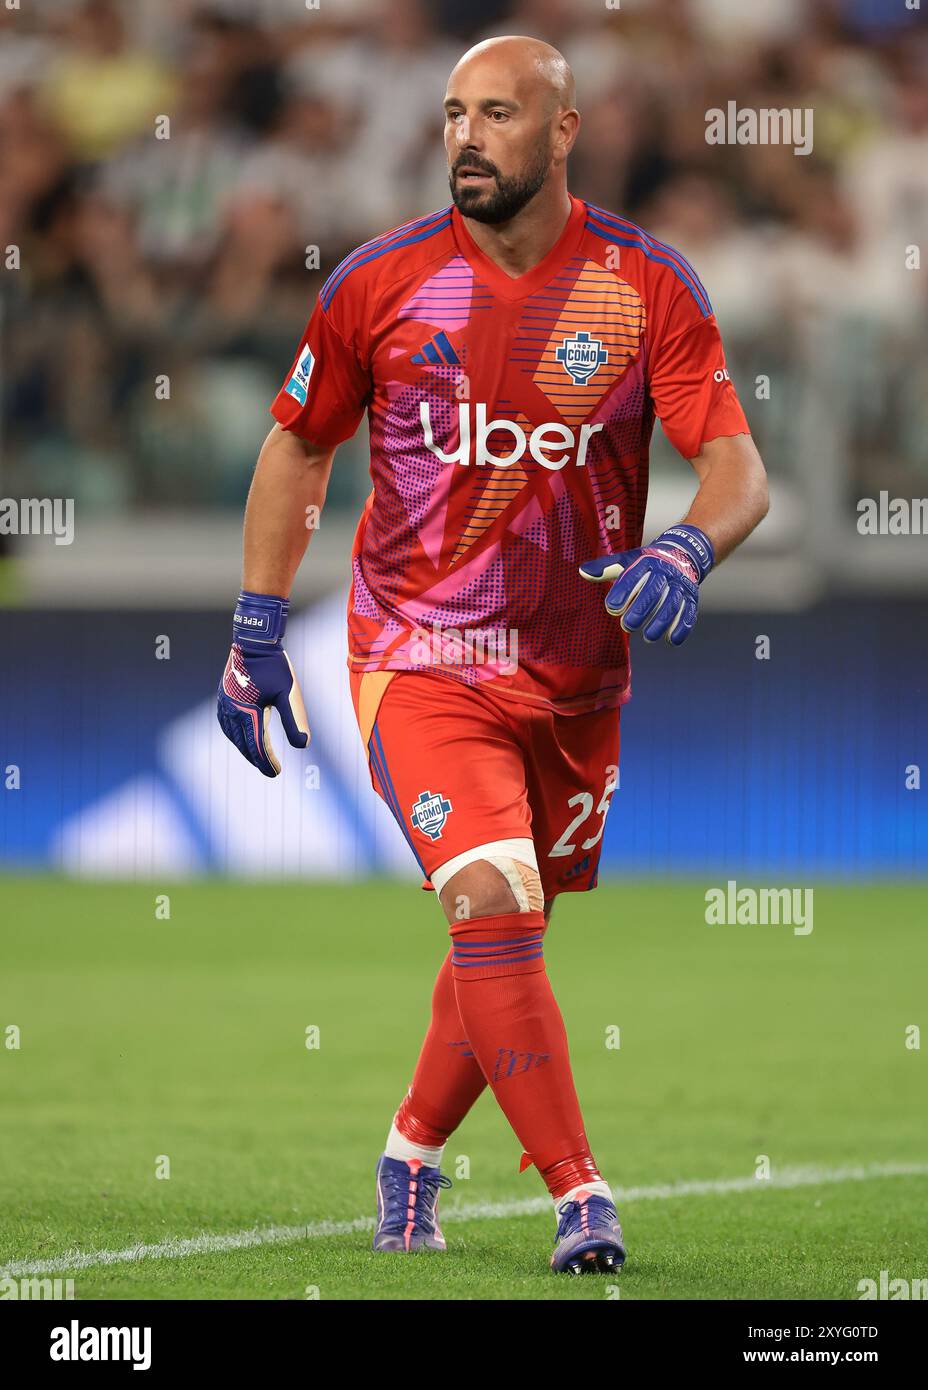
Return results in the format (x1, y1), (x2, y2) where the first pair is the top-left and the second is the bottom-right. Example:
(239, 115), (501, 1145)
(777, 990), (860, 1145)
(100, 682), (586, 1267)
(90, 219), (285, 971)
(461, 182), (573, 280)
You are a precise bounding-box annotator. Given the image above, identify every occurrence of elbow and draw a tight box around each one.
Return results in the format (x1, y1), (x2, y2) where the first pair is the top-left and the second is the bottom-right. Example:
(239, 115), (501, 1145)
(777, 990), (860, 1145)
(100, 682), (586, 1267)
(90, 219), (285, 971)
(751, 450), (770, 528)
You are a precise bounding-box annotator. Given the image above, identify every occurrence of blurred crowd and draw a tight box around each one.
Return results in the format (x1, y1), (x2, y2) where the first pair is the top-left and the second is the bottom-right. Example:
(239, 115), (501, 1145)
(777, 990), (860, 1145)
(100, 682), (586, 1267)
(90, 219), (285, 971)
(1, 0), (926, 514)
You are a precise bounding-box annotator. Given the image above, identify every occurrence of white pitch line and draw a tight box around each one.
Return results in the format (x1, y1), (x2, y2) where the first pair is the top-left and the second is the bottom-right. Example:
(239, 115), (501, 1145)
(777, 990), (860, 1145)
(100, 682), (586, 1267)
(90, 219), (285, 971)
(3, 1160), (926, 1277)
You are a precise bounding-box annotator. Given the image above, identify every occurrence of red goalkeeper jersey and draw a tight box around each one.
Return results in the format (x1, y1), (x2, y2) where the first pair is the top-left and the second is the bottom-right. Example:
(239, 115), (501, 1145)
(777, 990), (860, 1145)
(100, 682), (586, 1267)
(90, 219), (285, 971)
(270, 193), (749, 715)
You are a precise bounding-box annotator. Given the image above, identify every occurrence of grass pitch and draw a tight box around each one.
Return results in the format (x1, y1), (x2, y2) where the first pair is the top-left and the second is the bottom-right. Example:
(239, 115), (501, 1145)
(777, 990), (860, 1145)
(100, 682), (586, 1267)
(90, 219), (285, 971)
(1, 878), (926, 1300)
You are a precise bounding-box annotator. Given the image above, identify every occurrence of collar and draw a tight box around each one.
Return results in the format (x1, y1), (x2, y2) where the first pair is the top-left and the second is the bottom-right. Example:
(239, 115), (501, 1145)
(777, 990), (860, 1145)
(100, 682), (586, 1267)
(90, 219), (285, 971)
(451, 192), (587, 301)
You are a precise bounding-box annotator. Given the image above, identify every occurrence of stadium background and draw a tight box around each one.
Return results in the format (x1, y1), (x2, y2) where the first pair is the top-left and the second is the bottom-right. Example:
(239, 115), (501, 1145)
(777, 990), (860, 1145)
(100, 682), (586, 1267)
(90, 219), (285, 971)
(1, 0), (925, 878)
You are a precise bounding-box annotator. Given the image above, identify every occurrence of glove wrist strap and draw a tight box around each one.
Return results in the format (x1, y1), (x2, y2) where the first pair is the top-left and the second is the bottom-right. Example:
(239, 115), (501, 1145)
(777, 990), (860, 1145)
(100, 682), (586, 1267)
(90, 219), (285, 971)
(233, 590), (289, 650)
(654, 524), (714, 582)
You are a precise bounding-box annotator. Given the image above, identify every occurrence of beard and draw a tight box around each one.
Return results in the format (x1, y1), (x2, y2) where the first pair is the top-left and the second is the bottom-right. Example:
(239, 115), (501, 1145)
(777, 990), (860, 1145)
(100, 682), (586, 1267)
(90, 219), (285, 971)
(449, 141), (551, 224)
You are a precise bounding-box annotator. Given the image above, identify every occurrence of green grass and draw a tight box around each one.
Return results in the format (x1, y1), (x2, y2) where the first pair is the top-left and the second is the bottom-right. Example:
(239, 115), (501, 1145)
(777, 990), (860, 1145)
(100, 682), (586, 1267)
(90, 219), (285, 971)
(1, 878), (926, 1300)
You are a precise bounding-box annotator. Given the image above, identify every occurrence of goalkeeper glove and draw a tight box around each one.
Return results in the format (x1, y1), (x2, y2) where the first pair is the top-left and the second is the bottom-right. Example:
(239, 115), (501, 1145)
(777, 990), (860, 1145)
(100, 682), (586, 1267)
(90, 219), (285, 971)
(578, 524), (714, 646)
(216, 590), (310, 777)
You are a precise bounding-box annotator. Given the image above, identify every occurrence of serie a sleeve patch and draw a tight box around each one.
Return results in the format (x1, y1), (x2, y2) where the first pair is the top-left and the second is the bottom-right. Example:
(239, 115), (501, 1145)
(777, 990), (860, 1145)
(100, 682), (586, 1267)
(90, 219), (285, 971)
(285, 344), (316, 405)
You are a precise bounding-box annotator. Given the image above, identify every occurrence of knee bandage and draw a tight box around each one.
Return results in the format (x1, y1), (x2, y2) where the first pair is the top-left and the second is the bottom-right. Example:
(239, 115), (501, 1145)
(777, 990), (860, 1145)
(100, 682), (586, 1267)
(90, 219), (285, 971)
(431, 838), (543, 913)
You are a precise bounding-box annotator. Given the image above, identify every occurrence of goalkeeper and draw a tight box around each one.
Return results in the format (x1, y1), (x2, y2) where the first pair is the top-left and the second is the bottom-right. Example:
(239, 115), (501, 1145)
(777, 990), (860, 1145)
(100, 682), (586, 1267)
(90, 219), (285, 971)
(216, 34), (768, 1276)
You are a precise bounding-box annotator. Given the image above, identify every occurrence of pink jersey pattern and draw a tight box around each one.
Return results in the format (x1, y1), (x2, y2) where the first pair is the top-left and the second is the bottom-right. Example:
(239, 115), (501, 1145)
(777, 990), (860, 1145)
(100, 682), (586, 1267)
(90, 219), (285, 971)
(271, 194), (749, 714)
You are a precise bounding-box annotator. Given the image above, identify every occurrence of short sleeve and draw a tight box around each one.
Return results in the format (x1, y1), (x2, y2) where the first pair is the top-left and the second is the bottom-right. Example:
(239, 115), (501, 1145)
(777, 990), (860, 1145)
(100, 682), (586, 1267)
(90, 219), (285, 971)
(270, 297), (371, 447)
(648, 292), (749, 461)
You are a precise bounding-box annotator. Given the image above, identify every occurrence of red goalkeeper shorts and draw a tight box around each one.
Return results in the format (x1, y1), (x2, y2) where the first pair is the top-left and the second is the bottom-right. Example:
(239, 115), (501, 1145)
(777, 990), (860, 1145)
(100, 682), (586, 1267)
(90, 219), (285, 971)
(350, 668), (620, 900)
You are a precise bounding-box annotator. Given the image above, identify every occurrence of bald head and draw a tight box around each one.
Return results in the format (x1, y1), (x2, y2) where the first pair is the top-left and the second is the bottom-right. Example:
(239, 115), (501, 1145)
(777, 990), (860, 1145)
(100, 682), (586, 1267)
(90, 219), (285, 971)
(450, 35), (576, 117)
(444, 35), (580, 224)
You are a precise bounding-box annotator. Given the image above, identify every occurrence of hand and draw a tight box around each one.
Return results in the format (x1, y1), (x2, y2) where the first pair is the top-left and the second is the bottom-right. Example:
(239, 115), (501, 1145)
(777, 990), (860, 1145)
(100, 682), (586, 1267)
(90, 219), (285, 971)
(578, 524), (714, 646)
(217, 591), (310, 777)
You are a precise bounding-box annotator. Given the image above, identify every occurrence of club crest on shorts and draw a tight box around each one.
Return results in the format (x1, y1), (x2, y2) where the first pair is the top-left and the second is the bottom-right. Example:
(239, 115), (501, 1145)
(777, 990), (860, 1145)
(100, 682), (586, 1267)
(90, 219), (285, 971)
(411, 789), (453, 841)
(555, 330), (608, 385)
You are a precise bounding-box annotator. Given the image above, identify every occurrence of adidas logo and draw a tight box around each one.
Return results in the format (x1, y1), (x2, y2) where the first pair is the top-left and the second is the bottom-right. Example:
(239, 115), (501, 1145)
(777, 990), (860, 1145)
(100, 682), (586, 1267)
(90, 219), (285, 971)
(411, 331), (461, 366)
(564, 855), (591, 881)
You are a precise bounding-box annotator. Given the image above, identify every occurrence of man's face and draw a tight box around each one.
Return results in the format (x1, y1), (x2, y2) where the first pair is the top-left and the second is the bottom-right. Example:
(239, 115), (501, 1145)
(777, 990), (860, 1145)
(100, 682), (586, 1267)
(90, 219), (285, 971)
(444, 59), (554, 224)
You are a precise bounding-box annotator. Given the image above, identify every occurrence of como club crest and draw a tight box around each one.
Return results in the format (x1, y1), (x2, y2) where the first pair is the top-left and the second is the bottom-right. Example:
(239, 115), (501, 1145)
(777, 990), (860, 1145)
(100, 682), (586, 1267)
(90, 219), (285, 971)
(556, 330), (608, 385)
(411, 789), (453, 841)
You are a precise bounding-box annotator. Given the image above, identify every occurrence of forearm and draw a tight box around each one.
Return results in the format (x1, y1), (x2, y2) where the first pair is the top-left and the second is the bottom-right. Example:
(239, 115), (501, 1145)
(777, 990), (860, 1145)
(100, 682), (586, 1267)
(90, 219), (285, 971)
(242, 424), (335, 596)
(681, 432), (768, 564)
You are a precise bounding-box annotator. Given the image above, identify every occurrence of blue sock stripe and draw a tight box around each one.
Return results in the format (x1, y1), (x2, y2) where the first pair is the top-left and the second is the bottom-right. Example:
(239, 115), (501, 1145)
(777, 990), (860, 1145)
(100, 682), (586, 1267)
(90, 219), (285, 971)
(453, 935), (545, 949)
(453, 942), (544, 958)
(453, 950), (543, 965)
(453, 933), (544, 949)
(452, 951), (545, 967)
(452, 943), (543, 956)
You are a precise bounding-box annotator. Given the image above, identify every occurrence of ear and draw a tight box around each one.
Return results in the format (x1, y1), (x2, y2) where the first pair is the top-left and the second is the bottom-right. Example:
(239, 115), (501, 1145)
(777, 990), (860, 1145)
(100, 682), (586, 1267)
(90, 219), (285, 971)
(554, 107), (581, 162)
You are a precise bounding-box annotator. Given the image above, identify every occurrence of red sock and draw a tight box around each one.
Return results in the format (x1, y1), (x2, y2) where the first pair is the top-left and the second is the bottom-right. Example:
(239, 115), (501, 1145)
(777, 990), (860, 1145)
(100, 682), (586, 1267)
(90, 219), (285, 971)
(394, 949), (488, 1148)
(450, 910), (603, 1199)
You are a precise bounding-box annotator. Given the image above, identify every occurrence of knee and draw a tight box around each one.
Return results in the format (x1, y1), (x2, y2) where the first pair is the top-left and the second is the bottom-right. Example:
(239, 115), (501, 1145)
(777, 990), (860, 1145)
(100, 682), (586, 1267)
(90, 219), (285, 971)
(439, 860), (523, 919)
(434, 840), (543, 921)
